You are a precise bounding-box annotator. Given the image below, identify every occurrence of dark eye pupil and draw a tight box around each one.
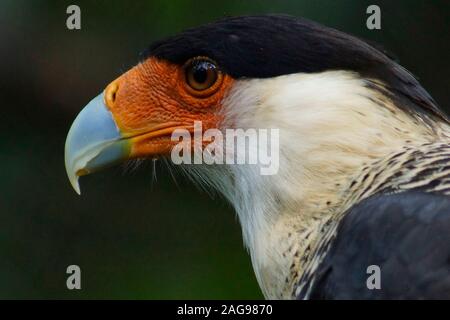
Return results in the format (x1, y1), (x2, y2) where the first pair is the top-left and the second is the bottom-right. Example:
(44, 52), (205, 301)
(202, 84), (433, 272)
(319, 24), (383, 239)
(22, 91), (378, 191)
(185, 58), (219, 92)
(193, 65), (208, 84)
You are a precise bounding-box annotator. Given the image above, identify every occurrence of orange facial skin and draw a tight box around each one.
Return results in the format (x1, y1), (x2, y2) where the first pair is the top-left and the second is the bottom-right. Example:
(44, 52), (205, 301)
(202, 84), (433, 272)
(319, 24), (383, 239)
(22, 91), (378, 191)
(104, 57), (234, 158)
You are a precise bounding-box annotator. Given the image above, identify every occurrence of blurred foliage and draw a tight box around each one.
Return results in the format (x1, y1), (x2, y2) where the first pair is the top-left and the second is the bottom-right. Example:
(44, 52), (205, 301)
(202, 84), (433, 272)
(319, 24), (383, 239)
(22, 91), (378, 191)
(0, 0), (448, 299)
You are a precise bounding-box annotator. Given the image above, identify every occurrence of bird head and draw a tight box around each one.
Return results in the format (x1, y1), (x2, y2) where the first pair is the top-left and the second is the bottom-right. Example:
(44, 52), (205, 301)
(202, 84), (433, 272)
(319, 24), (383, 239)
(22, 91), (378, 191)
(65, 53), (235, 193)
(65, 14), (446, 204)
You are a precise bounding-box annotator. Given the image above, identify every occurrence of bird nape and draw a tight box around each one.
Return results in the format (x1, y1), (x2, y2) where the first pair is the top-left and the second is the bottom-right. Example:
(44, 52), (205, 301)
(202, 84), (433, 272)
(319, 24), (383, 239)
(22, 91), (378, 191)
(64, 15), (450, 299)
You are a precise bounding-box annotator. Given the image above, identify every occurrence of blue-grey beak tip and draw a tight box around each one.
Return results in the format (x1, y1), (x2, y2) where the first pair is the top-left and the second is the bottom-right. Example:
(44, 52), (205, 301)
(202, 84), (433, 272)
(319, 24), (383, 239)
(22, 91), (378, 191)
(64, 93), (129, 194)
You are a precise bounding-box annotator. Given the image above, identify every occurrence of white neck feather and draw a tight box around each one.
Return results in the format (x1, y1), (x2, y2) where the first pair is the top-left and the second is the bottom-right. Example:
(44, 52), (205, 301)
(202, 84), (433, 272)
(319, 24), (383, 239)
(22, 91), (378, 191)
(178, 70), (448, 298)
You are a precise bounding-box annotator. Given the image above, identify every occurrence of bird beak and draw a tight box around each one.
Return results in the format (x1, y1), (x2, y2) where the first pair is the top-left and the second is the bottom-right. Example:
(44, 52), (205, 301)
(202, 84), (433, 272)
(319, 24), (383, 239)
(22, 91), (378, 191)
(65, 58), (227, 195)
(64, 93), (131, 195)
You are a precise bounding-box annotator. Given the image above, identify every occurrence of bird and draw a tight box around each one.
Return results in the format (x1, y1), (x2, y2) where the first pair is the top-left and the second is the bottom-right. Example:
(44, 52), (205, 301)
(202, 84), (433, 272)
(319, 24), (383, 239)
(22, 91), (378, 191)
(65, 15), (450, 299)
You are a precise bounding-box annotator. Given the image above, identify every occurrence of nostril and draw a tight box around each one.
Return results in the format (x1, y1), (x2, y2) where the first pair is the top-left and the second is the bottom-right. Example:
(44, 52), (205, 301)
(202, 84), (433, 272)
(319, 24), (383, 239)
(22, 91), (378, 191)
(105, 81), (119, 108)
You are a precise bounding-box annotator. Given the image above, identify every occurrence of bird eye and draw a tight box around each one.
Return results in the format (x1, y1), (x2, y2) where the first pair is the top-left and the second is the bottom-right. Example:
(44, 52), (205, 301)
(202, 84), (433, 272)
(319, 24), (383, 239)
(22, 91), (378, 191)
(184, 58), (221, 94)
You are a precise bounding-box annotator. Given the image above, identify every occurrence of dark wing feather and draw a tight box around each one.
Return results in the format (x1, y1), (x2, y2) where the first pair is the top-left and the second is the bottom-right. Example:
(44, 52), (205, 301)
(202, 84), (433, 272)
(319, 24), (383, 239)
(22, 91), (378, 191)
(309, 191), (450, 299)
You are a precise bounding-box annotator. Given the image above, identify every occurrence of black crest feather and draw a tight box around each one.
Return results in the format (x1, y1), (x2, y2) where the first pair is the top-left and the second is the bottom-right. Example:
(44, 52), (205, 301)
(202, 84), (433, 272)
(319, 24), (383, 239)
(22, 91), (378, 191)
(143, 14), (447, 122)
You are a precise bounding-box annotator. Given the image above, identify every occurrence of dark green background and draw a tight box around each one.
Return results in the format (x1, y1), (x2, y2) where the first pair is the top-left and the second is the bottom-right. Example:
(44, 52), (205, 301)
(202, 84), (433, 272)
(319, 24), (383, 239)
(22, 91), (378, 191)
(0, 0), (449, 299)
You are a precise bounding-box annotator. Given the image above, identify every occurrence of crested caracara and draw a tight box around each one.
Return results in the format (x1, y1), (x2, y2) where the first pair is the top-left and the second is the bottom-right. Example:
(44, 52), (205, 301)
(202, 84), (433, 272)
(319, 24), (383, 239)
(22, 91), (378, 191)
(65, 15), (450, 299)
